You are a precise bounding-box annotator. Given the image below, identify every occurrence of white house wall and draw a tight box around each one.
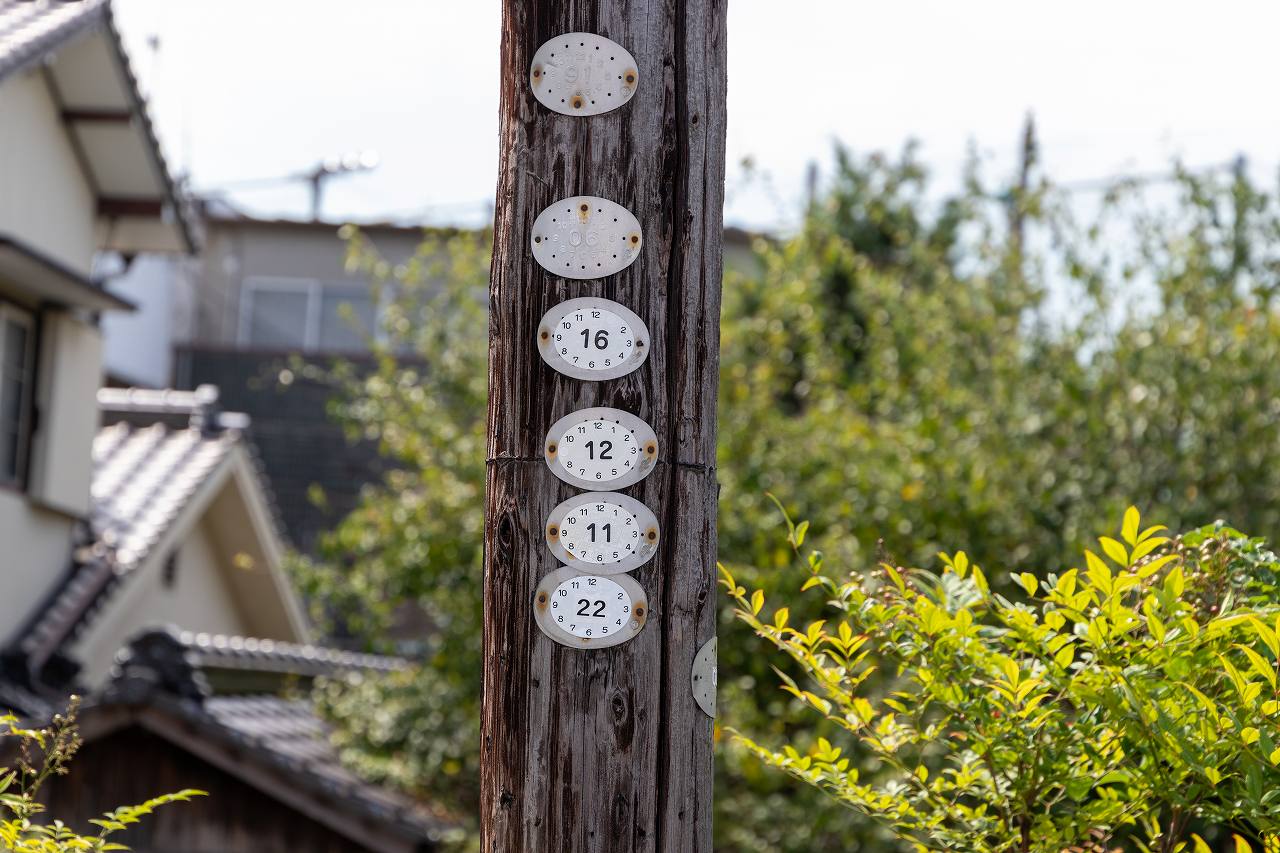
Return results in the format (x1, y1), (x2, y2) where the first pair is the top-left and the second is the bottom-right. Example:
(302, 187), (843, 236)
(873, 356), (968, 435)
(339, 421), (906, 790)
(71, 515), (252, 688)
(27, 311), (101, 517)
(0, 71), (96, 273)
(0, 490), (77, 642)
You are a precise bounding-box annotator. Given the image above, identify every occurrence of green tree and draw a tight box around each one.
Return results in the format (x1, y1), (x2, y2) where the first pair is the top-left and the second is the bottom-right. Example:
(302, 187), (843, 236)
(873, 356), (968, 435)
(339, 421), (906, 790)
(290, 229), (488, 845)
(297, 129), (1280, 850)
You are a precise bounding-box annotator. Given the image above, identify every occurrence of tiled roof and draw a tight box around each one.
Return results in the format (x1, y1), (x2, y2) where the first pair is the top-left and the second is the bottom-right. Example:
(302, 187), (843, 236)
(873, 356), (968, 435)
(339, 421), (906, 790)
(97, 628), (444, 846)
(92, 421), (238, 567)
(0, 0), (107, 80)
(133, 692), (446, 846)
(0, 676), (54, 718)
(175, 630), (406, 677)
(111, 627), (405, 700)
(13, 397), (245, 677)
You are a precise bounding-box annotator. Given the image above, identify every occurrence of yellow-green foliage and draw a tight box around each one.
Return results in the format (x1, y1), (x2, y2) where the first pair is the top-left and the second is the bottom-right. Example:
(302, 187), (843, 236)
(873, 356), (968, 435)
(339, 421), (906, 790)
(725, 507), (1280, 852)
(0, 704), (203, 851)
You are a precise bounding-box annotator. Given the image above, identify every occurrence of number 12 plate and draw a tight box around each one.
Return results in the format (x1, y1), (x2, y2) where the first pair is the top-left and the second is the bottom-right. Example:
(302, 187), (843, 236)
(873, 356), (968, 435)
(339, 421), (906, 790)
(544, 407), (658, 491)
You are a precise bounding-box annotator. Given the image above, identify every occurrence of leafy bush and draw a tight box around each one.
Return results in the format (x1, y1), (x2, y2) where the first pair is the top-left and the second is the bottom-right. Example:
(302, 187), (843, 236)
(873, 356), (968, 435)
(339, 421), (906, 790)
(0, 700), (204, 851)
(724, 508), (1280, 852)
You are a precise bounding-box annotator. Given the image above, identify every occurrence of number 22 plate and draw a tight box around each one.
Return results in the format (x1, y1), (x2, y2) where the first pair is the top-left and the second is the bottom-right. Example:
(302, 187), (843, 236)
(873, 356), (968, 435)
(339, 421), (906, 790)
(534, 567), (648, 649)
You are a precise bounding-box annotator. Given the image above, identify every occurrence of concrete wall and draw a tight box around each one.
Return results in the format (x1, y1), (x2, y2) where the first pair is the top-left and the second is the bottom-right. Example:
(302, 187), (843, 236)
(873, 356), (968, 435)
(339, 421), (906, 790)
(0, 71), (96, 272)
(71, 516), (253, 688)
(100, 255), (184, 387)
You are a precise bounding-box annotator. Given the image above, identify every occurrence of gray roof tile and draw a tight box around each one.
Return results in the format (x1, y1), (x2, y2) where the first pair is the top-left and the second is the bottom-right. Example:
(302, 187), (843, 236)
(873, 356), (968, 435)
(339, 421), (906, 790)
(98, 628), (444, 845)
(15, 418), (241, 673)
(0, 0), (107, 80)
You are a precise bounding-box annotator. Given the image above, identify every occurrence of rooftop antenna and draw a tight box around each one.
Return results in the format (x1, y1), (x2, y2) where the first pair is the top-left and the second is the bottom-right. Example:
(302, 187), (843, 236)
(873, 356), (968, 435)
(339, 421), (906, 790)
(305, 151), (380, 220)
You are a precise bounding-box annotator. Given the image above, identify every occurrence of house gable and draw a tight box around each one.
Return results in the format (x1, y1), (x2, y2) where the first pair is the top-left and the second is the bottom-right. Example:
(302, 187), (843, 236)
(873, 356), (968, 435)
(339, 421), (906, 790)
(71, 515), (252, 688)
(11, 388), (309, 689)
(69, 441), (311, 687)
(0, 0), (196, 260)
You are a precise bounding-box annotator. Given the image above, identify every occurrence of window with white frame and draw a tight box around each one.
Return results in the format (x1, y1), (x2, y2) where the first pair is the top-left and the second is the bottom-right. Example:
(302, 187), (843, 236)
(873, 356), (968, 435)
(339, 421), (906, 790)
(239, 277), (378, 352)
(0, 304), (35, 487)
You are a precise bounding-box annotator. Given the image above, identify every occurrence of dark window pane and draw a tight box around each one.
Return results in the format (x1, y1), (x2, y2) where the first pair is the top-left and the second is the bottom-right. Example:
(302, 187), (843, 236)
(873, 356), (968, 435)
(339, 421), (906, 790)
(0, 376), (22, 424)
(0, 428), (17, 480)
(318, 288), (375, 352)
(3, 320), (27, 371)
(247, 290), (309, 349)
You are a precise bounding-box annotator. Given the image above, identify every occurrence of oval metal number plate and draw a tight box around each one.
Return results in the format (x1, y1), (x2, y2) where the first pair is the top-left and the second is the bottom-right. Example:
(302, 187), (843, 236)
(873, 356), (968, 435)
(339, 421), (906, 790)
(531, 196), (642, 280)
(692, 637), (718, 718)
(538, 297), (649, 381)
(534, 567), (647, 649)
(544, 407), (657, 491)
(530, 32), (638, 117)
(546, 491), (660, 575)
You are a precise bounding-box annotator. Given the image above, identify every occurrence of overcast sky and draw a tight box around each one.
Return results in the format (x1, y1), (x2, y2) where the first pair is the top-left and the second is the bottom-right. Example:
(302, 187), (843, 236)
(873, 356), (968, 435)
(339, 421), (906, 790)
(112, 0), (1280, 231)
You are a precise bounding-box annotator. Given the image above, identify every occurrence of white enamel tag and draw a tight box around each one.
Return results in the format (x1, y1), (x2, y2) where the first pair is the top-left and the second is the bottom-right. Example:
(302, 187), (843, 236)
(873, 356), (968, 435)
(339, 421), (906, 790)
(531, 196), (642, 279)
(546, 492), (660, 575)
(692, 637), (717, 718)
(530, 33), (638, 117)
(538, 297), (649, 381)
(544, 407), (657, 491)
(534, 567), (648, 649)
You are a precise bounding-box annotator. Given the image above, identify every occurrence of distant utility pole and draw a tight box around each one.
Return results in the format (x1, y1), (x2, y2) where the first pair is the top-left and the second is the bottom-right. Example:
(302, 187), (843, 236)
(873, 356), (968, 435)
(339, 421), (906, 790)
(481, 1), (727, 851)
(1008, 113), (1037, 261)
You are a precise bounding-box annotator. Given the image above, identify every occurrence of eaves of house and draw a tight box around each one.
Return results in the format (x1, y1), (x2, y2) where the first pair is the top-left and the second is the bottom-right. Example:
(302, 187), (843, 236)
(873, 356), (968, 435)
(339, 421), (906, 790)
(0, 0), (197, 257)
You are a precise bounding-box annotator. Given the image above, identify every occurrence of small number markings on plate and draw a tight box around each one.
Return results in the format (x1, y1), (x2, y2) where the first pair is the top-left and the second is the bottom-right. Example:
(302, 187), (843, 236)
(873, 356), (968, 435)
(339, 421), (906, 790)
(529, 32), (638, 117)
(537, 298), (649, 381)
(546, 492), (659, 574)
(534, 567), (648, 649)
(550, 575), (630, 638)
(531, 196), (642, 280)
(544, 407), (658, 491)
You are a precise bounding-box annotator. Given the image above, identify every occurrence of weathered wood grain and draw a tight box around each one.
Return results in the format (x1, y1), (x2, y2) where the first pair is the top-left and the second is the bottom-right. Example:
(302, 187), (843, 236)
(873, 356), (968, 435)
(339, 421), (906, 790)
(480, 1), (727, 851)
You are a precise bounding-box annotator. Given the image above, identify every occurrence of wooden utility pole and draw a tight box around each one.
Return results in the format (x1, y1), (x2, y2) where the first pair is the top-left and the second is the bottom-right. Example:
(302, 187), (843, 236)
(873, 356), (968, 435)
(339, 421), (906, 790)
(481, 2), (727, 851)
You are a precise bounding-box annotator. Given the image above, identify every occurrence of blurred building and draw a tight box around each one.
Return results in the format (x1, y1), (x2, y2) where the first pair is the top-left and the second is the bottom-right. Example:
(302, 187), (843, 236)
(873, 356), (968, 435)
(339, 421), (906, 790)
(0, 3), (447, 849)
(0, 0), (195, 644)
(103, 202), (430, 553)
